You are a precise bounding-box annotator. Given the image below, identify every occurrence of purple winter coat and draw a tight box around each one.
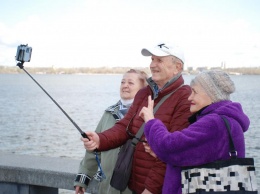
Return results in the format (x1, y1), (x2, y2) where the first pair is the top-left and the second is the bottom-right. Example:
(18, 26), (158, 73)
(144, 100), (250, 194)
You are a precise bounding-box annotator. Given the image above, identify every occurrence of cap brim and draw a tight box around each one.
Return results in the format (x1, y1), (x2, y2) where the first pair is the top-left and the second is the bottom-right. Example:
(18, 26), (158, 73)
(141, 48), (169, 57)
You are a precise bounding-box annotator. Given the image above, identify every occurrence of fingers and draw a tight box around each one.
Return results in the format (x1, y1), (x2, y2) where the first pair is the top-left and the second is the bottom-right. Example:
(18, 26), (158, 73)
(138, 107), (145, 118)
(81, 137), (97, 150)
(80, 131), (100, 150)
(144, 144), (150, 153)
(81, 131), (96, 142)
(75, 186), (84, 194)
(147, 95), (154, 110)
(139, 95), (155, 122)
(143, 141), (151, 153)
(84, 131), (94, 140)
(142, 188), (153, 194)
(143, 141), (157, 158)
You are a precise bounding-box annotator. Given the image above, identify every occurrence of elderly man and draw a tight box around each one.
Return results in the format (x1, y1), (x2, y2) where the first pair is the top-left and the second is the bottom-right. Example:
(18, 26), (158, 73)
(82, 42), (191, 194)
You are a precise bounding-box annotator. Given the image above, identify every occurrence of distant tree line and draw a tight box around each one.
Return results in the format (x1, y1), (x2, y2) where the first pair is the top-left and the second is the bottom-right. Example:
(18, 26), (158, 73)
(0, 66), (151, 75)
(225, 67), (260, 75)
(0, 66), (260, 75)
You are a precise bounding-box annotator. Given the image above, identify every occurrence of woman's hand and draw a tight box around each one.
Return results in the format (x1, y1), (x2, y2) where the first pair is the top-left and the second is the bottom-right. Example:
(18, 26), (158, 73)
(143, 139), (157, 158)
(81, 131), (100, 151)
(75, 186), (85, 194)
(141, 188), (153, 194)
(139, 95), (154, 123)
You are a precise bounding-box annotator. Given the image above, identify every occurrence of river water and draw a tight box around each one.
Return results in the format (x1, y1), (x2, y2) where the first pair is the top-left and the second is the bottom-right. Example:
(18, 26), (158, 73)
(0, 73), (259, 192)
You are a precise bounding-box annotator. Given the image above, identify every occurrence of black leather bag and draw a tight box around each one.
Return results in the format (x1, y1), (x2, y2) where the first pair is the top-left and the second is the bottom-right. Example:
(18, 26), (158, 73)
(110, 139), (135, 191)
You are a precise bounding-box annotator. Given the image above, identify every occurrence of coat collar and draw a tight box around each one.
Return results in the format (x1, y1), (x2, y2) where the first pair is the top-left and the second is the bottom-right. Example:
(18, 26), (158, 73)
(146, 72), (182, 100)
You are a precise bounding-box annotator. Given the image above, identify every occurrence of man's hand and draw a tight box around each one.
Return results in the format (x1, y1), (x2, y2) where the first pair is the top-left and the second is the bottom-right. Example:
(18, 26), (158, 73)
(81, 131), (100, 150)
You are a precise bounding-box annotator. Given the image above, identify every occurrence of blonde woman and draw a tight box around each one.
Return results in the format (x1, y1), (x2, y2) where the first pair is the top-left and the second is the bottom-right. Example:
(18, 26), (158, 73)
(74, 69), (148, 194)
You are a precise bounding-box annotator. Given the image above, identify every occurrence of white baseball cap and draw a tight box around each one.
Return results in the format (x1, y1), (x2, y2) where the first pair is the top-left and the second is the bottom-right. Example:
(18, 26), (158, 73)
(141, 42), (185, 64)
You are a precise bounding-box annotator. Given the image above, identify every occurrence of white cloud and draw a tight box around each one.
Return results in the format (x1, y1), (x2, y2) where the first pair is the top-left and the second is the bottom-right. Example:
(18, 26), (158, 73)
(0, 0), (260, 69)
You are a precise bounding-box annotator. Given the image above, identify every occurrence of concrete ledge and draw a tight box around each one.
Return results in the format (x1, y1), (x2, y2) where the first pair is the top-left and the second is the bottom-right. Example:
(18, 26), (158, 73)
(0, 183), (58, 194)
(0, 152), (81, 190)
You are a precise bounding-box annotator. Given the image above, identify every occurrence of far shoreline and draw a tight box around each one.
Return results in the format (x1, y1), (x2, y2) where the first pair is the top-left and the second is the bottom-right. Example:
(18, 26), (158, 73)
(0, 66), (260, 75)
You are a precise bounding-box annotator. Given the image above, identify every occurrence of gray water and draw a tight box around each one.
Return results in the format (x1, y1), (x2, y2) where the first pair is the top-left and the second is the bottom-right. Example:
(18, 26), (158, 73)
(0, 73), (259, 192)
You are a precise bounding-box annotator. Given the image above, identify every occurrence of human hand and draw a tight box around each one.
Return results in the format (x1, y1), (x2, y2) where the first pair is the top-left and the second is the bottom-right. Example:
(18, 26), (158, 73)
(141, 188), (153, 194)
(75, 186), (85, 194)
(143, 140), (157, 158)
(139, 95), (154, 123)
(81, 131), (100, 151)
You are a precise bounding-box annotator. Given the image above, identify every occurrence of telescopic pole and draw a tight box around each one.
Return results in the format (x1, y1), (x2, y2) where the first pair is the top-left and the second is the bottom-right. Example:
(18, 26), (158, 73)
(16, 62), (89, 139)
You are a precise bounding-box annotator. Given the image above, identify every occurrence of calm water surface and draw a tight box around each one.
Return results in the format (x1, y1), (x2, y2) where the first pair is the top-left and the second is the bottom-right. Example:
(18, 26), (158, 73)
(0, 73), (259, 192)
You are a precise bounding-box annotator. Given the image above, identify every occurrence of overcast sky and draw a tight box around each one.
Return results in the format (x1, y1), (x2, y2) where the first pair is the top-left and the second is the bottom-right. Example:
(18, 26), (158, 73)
(0, 0), (259, 69)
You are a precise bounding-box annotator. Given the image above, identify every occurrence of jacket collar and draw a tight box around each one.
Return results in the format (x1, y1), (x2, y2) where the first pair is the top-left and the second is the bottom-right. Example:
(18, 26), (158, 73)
(105, 100), (131, 121)
(188, 106), (209, 124)
(188, 100), (232, 124)
(146, 72), (182, 100)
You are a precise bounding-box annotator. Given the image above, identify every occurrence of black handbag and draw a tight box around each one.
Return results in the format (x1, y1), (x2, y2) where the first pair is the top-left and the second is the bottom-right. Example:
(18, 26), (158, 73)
(181, 116), (258, 194)
(109, 136), (138, 191)
(110, 86), (183, 191)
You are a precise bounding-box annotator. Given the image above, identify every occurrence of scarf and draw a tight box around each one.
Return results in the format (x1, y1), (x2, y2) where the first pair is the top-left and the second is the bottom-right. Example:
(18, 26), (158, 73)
(105, 100), (132, 121)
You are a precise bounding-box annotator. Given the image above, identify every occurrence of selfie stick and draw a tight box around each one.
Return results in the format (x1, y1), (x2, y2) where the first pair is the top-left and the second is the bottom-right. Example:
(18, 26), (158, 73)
(16, 62), (89, 140)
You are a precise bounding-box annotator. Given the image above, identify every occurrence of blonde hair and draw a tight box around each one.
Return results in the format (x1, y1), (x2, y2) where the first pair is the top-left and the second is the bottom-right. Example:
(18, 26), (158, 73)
(125, 69), (148, 87)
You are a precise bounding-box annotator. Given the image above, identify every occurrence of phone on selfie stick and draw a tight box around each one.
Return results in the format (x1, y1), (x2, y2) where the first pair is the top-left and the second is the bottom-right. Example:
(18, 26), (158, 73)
(15, 44), (89, 140)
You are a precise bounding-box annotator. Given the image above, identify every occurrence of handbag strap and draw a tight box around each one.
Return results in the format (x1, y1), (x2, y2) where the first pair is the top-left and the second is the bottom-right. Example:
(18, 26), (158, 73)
(221, 116), (237, 159)
(132, 84), (184, 146)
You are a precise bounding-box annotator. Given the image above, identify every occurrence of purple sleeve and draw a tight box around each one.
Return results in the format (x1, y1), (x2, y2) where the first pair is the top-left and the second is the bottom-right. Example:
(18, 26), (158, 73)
(144, 117), (236, 167)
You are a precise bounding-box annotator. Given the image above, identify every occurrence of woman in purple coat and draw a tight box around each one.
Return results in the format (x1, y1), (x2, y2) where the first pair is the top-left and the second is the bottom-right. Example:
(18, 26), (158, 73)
(139, 70), (250, 194)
